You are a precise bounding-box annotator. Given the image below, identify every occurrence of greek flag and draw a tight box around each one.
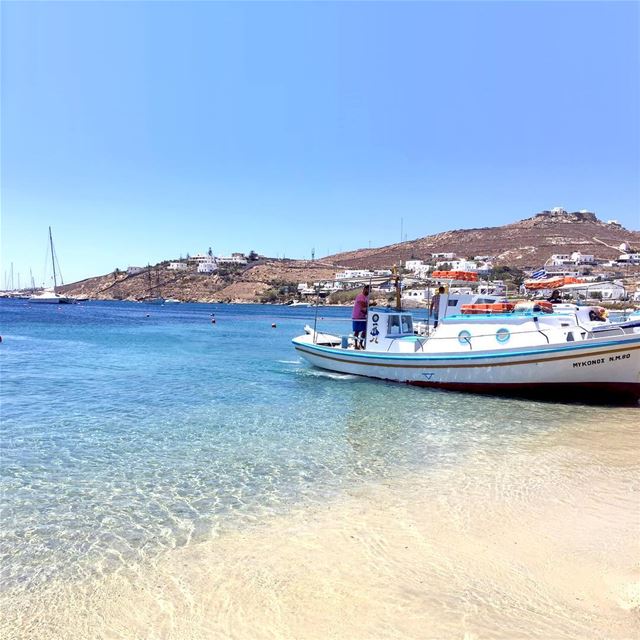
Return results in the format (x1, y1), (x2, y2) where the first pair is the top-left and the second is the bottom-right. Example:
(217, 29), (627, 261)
(531, 268), (547, 280)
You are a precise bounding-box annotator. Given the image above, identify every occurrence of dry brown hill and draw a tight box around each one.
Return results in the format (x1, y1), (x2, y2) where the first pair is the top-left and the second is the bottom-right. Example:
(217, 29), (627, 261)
(60, 259), (337, 303)
(324, 210), (640, 269)
(60, 209), (640, 303)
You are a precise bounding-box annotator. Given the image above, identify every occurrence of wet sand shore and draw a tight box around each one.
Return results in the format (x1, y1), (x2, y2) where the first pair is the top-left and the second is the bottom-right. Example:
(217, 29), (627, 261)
(2, 419), (639, 640)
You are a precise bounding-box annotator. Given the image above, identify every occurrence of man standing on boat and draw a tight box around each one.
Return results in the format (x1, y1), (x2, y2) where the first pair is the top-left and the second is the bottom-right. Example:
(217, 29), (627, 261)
(352, 285), (370, 349)
(430, 286), (446, 327)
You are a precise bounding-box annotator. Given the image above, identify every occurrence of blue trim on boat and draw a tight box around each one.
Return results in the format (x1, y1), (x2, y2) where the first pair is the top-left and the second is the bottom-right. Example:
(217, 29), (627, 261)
(291, 334), (640, 362)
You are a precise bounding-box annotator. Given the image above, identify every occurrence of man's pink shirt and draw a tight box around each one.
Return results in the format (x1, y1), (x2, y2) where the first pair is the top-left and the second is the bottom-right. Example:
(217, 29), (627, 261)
(352, 293), (368, 320)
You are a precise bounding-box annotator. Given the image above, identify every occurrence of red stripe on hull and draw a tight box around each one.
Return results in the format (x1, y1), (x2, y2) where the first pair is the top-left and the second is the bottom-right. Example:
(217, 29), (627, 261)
(407, 381), (640, 405)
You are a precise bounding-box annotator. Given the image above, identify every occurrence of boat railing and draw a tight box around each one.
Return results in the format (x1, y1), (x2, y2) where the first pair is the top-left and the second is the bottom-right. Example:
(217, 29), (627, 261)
(383, 325), (573, 352)
(587, 323), (632, 339)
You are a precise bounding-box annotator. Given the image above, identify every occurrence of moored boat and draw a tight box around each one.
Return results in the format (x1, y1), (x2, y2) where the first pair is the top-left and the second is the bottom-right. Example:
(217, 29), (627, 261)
(28, 227), (72, 304)
(293, 300), (640, 404)
(29, 289), (73, 304)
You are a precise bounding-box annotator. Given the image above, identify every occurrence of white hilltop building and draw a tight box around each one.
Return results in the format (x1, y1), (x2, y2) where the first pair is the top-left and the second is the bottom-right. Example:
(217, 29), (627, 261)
(167, 262), (188, 271)
(187, 253), (214, 264)
(197, 258), (218, 274)
(217, 253), (248, 265)
(619, 253), (640, 264)
(335, 269), (375, 280)
(549, 252), (597, 267)
(404, 260), (425, 272)
(560, 280), (626, 301)
(571, 252), (595, 264)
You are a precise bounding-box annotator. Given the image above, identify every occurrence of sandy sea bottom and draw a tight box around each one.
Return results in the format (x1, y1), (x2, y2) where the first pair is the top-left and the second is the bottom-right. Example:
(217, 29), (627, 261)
(2, 417), (639, 640)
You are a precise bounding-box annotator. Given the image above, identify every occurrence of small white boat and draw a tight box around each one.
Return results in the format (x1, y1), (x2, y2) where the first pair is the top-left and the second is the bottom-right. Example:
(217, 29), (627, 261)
(303, 324), (341, 346)
(29, 289), (72, 304)
(293, 297), (640, 404)
(28, 227), (72, 304)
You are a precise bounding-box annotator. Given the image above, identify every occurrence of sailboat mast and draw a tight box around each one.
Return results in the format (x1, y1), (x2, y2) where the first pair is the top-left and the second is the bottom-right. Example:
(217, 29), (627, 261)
(49, 226), (57, 291)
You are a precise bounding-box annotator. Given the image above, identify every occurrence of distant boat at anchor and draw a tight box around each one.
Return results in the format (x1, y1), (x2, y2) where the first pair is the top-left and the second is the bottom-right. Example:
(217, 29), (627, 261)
(29, 227), (72, 304)
(143, 264), (165, 304)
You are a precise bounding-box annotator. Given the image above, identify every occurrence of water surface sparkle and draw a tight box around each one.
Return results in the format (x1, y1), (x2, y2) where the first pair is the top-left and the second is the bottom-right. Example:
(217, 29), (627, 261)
(1, 300), (637, 638)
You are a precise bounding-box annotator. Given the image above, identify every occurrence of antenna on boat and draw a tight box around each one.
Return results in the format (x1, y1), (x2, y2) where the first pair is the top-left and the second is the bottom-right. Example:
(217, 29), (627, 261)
(312, 282), (321, 343)
(393, 264), (402, 311)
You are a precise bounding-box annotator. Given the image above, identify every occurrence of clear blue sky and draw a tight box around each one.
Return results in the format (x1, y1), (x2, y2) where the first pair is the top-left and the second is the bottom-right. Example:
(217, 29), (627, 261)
(1, 1), (638, 286)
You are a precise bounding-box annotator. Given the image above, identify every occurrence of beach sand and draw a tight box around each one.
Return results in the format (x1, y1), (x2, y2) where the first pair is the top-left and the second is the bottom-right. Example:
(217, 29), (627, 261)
(3, 419), (639, 640)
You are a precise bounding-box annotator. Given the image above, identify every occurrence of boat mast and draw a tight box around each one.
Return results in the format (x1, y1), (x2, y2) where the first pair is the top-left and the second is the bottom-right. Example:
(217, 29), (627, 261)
(393, 264), (402, 310)
(49, 226), (57, 292)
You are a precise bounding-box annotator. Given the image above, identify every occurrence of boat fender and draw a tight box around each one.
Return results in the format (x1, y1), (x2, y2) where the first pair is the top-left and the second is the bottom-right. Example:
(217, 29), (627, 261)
(532, 301), (554, 314)
(589, 307), (607, 322)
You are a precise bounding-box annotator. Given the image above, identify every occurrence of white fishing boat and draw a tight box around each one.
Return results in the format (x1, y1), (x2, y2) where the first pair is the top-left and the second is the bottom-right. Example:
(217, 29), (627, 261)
(29, 228), (72, 304)
(293, 296), (640, 404)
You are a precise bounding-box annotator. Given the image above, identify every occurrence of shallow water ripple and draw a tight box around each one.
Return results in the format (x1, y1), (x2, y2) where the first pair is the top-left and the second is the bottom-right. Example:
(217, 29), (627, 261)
(0, 300), (638, 639)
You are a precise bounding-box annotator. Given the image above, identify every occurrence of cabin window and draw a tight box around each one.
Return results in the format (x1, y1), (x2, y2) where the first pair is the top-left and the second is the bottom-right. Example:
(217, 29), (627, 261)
(387, 315), (401, 334)
(401, 315), (413, 334)
(448, 300), (458, 307)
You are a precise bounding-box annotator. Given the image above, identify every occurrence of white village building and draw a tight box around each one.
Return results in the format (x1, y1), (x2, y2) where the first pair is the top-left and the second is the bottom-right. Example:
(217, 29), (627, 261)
(197, 259), (218, 274)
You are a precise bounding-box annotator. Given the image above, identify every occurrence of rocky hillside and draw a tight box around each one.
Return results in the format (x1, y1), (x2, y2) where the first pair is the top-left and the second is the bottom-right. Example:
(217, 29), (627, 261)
(60, 210), (640, 302)
(59, 259), (338, 303)
(324, 210), (640, 269)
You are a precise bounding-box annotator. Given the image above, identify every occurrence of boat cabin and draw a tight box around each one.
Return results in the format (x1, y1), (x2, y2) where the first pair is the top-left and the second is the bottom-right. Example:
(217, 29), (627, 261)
(365, 310), (416, 351)
(353, 303), (618, 355)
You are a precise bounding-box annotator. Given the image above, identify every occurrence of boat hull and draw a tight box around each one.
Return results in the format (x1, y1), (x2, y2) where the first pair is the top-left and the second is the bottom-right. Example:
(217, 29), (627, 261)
(29, 296), (72, 304)
(292, 335), (640, 404)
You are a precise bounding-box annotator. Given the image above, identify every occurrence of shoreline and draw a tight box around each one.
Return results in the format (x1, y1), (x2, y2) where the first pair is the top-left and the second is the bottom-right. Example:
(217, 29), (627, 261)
(3, 418), (638, 640)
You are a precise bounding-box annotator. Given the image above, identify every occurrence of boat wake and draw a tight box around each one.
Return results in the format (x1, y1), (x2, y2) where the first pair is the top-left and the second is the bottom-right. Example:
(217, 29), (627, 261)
(300, 369), (358, 381)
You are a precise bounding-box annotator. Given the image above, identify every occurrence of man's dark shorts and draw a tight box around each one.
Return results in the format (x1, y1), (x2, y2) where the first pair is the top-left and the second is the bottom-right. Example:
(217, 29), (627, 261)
(352, 320), (367, 333)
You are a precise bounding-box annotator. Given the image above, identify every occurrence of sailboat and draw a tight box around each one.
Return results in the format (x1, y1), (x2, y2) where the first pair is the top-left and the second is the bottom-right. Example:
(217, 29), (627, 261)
(29, 228), (73, 304)
(144, 264), (165, 305)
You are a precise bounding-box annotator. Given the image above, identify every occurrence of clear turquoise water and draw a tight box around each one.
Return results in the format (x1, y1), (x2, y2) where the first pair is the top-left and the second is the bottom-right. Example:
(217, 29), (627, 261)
(0, 299), (634, 594)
